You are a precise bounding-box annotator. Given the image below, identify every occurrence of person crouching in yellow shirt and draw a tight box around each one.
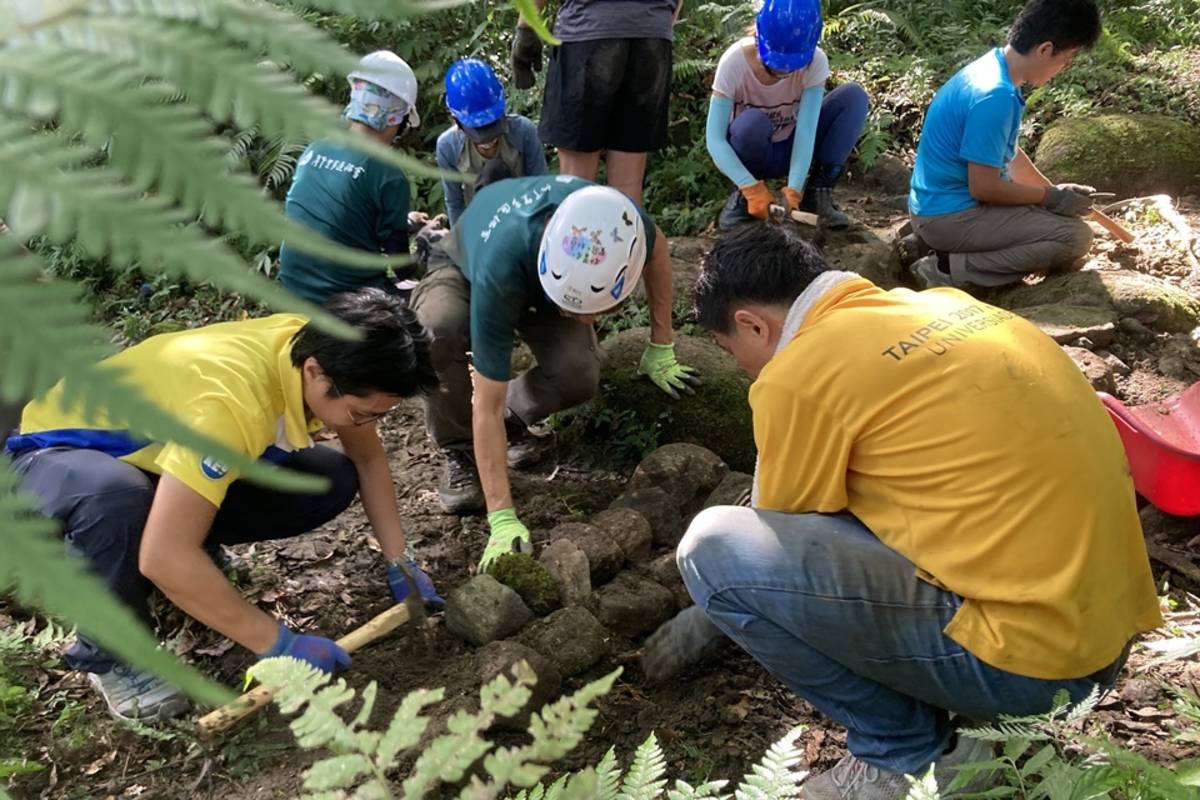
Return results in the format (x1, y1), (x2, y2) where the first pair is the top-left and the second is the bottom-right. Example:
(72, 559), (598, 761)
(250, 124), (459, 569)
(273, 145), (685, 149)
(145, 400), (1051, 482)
(652, 222), (1162, 799)
(5, 289), (442, 723)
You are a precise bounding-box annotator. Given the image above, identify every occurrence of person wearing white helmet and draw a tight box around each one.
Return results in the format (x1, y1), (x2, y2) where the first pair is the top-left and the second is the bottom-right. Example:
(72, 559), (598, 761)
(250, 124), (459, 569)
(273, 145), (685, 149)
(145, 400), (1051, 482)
(435, 58), (547, 225)
(408, 175), (699, 568)
(278, 51), (423, 304)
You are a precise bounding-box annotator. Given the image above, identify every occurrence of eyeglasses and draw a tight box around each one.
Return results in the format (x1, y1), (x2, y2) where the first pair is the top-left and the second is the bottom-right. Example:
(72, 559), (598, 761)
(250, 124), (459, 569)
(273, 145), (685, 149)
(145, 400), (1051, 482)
(329, 381), (392, 427)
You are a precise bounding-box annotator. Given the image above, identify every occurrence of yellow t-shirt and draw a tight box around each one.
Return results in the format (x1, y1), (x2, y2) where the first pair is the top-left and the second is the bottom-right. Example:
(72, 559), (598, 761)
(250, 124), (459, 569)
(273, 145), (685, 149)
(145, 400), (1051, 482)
(752, 278), (1163, 680)
(17, 315), (320, 507)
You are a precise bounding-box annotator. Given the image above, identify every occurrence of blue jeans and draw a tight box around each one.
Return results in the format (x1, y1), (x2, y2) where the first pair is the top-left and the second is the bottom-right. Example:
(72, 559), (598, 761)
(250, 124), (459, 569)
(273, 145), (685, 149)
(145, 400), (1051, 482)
(676, 507), (1128, 774)
(728, 82), (870, 180)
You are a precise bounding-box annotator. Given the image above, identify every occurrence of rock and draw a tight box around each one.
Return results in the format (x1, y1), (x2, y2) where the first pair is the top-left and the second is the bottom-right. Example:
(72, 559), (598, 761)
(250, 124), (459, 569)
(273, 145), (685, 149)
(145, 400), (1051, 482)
(703, 471), (754, 509)
(639, 553), (694, 610)
(1073, 337), (1095, 351)
(1063, 347), (1117, 393)
(547, 522), (624, 585)
(593, 508), (653, 563)
(1156, 335), (1200, 382)
(1008, 304), (1117, 348)
(475, 641), (562, 730)
(1035, 114), (1200, 196)
(609, 487), (685, 549)
(994, 270), (1200, 335)
(538, 539), (592, 606)
(862, 154), (913, 195)
(520, 606), (610, 677)
(598, 328), (755, 472)
(488, 553), (562, 616)
(591, 573), (677, 639)
(446, 576), (534, 646)
(1119, 677), (1160, 707)
(1120, 317), (1155, 340)
(628, 443), (729, 515)
(1099, 351), (1131, 376)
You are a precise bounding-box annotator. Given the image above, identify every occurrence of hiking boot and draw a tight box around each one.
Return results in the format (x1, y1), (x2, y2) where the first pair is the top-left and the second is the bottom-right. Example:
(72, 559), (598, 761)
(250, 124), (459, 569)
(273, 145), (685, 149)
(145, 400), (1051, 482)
(505, 413), (552, 470)
(802, 162), (853, 230)
(718, 189), (755, 230)
(802, 754), (911, 799)
(895, 231), (932, 268)
(910, 253), (954, 289)
(87, 664), (191, 723)
(438, 448), (484, 515)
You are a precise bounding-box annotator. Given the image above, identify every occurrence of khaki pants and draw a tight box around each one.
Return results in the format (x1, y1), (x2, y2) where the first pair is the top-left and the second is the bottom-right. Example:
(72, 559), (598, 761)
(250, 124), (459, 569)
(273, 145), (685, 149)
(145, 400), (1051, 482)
(912, 205), (1093, 288)
(409, 257), (603, 450)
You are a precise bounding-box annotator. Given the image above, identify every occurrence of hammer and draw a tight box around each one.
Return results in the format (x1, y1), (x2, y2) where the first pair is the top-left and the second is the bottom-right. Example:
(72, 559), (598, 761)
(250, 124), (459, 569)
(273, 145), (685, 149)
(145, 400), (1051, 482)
(196, 600), (421, 737)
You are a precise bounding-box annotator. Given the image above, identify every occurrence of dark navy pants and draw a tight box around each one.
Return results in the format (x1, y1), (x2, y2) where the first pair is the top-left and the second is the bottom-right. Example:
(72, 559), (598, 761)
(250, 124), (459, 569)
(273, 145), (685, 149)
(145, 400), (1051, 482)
(10, 445), (358, 673)
(729, 82), (870, 180)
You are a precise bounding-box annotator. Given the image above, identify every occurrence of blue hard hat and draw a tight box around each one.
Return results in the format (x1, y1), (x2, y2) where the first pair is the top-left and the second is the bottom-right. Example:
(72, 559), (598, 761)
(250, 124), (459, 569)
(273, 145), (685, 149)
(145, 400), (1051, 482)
(445, 58), (506, 129)
(756, 0), (823, 73)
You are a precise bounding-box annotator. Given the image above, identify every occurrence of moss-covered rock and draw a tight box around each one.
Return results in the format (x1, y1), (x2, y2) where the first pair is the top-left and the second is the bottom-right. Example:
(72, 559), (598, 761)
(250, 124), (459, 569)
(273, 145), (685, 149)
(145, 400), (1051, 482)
(489, 553), (562, 617)
(992, 270), (1200, 334)
(594, 328), (755, 472)
(1034, 114), (1200, 196)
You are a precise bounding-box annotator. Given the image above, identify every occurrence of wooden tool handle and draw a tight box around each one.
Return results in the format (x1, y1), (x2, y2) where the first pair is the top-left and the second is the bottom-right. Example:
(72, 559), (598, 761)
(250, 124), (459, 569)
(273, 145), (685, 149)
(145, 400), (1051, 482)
(768, 204), (820, 227)
(195, 603), (411, 737)
(1089, 209), (1136, 244)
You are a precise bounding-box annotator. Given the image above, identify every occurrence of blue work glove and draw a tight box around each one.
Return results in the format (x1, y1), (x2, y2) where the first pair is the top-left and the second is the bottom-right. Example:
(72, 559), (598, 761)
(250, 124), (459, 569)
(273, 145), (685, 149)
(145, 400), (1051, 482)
(387, 557), (446, 609)
(261, 623), (351, 674)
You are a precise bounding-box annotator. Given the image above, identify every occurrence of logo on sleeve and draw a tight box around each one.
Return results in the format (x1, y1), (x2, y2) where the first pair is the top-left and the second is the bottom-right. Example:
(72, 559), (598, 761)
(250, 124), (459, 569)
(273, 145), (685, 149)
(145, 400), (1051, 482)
(200, 456), (229, 480)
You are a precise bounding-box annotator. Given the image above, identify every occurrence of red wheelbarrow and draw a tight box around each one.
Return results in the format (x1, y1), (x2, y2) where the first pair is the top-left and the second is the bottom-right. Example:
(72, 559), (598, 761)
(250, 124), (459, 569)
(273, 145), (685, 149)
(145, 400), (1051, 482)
(1100, 382), (1200, 516)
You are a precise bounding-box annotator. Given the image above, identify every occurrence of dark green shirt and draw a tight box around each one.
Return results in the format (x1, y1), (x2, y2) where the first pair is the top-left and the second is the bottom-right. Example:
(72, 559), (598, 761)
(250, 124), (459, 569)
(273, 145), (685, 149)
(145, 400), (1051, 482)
(279, 140), (410, 304)
(445, 175), (656, 381)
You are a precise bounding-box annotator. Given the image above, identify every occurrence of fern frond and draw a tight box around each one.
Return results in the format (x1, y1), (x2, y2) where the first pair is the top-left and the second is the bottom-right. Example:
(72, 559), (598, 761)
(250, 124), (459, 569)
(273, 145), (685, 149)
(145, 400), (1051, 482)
(0, 461), (232, 707)
(0, 126), (357, 332)
(667, 779), (730, 800)
(735, 726), (807, 800)
(619, 733), (668, 800)
(672, 58), (715, 82)
(902, 767), (940, 800)
(596, 747), (622, 800)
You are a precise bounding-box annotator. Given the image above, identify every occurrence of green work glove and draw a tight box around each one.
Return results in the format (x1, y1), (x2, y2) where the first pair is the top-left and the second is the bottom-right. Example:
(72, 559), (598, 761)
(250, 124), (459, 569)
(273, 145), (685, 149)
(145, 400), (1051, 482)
(480, 508), (533, 573)
(638, 342), (702, 400)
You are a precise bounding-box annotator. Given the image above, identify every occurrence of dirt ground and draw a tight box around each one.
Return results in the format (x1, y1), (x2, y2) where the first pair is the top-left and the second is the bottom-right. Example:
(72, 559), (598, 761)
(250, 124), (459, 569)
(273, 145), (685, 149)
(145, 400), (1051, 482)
(6, 182), (1200, 800)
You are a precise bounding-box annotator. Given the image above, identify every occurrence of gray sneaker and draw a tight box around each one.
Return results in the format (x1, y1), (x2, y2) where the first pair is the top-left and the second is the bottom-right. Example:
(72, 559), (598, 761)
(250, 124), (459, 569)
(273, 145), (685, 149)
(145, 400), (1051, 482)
(438, 448), (484, 515)
(505, 414), (553, 470)
(87, 665), (191, 722)
(910, 254), (955, 289)
(802, 735), (997, 799)
(936, 733), (998, 794)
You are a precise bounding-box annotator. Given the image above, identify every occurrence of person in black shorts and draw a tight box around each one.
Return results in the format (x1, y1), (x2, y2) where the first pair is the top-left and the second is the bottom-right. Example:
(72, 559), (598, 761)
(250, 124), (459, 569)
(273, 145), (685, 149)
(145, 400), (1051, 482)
(511, 0), (681, 204)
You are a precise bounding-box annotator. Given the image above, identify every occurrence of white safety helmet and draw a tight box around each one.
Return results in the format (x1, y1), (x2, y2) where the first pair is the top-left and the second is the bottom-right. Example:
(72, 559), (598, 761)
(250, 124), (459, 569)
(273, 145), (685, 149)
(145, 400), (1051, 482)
(537, 186), (648, 315)
(347, 50), (421, 129)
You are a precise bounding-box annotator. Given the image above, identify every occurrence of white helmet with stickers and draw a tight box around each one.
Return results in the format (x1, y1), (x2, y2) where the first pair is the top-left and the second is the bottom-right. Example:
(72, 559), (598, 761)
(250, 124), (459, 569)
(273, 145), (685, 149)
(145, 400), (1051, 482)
(347, 51), (421, 129)
(537, 186), (647, 315)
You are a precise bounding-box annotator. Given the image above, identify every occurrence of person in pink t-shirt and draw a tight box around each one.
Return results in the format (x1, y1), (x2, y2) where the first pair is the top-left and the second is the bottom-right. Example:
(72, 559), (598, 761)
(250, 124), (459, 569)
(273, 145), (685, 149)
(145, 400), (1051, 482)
(706, 0), (869, 230)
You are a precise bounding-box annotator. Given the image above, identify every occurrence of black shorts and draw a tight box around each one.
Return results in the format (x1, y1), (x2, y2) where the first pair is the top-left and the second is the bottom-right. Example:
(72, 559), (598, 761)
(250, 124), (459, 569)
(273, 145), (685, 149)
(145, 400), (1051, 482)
(538, 37), (672, 153)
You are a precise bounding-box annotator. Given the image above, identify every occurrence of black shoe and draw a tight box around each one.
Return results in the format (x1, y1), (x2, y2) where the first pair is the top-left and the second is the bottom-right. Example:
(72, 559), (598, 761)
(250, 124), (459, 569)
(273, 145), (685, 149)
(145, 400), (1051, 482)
(505, 413), (552, 470)
(803, 162), (853, 230)
(438, 448), (483, 515)
(895, 231), (933, 268)
(717, 190), (754, 231)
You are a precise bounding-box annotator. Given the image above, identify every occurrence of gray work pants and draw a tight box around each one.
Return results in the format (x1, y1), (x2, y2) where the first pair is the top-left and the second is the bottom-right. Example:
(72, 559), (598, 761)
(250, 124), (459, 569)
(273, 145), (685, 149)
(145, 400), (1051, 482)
(911, 205), (1094, 288)
(409, 259), (603, 450)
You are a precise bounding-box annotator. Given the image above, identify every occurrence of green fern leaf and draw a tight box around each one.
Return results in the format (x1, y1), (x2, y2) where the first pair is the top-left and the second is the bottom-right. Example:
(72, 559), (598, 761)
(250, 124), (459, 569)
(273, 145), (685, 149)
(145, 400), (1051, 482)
(619, 733), (668, 800)
(734, 726), (806, 800)
(350, 681), (379, 731)
(596, 747), (622, 800)
(0, 464), (232, 706)
(304, 754), (373, 792)
(376, 687), (443, 766)
(901, 766), (939, 800)
(667, 779), (730, 800)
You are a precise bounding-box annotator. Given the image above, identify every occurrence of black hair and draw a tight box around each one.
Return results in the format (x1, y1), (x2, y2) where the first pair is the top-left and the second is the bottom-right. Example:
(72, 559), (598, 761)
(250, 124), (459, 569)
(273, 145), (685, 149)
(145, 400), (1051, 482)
(290, 288), (439, 398)
(693, 222), (829, 334)
(1008, 0), (1102, 54)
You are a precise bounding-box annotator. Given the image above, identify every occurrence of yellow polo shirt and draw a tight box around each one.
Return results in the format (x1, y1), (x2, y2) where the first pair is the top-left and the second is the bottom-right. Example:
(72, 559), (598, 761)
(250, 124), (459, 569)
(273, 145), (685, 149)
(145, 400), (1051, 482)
(16, 315), (321, 507)
(752, 277), (1163, 680)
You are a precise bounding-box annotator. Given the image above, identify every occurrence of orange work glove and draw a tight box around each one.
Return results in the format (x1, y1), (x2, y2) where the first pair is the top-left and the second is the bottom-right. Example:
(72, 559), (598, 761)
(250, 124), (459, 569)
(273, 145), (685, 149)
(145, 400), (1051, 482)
(740, 181), (773, 220)
(782, 187), (803, 213)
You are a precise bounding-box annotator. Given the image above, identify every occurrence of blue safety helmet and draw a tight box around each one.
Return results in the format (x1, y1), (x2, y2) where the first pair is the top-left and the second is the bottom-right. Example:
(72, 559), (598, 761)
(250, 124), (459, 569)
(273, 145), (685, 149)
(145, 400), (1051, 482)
(756, 0), (823, 73)
(445, 58), (506, 129)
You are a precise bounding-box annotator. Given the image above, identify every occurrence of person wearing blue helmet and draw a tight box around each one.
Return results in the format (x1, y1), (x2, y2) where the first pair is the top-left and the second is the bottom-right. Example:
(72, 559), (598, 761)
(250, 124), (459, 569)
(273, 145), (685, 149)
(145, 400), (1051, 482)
(435, 58), (547, 225)
(706, 0), (869, 231)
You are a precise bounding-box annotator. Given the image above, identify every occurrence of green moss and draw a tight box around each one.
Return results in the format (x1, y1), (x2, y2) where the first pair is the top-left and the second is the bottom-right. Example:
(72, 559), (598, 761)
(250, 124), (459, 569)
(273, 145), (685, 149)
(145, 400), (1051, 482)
(490, 554), (562, 617)
(994, 270), (1200, 334)
(1035, 114), (1200, 196)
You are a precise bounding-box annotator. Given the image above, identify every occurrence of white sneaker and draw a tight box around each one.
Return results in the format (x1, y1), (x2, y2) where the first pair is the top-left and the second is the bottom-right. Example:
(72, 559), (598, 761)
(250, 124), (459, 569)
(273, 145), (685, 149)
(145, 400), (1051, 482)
(87, 665), (191, 722)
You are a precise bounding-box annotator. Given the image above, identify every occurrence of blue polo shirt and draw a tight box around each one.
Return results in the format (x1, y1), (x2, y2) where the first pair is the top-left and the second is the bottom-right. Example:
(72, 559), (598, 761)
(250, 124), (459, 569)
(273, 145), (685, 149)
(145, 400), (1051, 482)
(909, 48), (1026, 218)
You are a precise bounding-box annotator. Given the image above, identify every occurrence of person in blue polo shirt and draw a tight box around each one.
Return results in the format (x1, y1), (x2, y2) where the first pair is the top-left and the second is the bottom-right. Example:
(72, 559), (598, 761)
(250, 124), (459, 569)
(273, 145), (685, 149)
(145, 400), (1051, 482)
(409, 175), (699, 569)
(904, 0), (1102, 290)
(436, 59), (547, 225)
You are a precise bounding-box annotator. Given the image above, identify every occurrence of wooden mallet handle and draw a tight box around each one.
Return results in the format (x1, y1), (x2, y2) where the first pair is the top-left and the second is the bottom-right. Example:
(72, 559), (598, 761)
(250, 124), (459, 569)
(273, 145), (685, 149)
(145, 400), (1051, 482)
(196, 603), (412, 737)
(1089, 209), (1136, 244)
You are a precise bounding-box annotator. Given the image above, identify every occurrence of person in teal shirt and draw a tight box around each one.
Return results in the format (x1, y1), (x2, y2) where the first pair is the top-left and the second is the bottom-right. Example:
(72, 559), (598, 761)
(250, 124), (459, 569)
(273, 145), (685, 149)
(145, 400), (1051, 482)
(409, 175), (700, 570)
(279, 51), (422, 304)
(903, 0), (1102, 290)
